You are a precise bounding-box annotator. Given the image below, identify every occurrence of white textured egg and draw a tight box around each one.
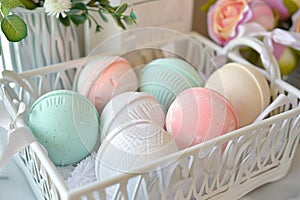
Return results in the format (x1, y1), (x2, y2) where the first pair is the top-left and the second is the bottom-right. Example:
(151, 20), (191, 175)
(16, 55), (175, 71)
(95, 122), (178, 199)
(100, 91), (165, 142)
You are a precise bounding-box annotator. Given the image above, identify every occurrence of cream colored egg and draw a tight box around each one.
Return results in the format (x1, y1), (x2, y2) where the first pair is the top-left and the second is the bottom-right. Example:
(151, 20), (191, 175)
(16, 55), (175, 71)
(205, 62), (270, 127)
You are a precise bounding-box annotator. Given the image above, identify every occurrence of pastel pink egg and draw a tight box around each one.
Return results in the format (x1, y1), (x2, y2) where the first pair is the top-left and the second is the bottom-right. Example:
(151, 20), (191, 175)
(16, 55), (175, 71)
(77, 56), (138, 114)
(166, 87), (238, 150)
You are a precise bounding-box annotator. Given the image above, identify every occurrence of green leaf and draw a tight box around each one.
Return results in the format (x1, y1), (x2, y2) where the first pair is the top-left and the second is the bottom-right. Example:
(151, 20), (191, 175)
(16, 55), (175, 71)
(19, 0), (38, 10)
(123, 16), (135, 25)
(99, 0), (111, 7)
(70, 14), (87, 26)
(99, 11), (108, 22)
(87, 0), (97, 7)
(1, 14), (27, 42)
(1, 0), (23, 17)
(95, 24), (103, 32)
(112, 15), (126, 29)
(68, 9), (82, 15)
(283, 0), (298, 15)
(59, 16), (71, 26)
(200, 0), (217, 12)
(130, 10), (137, 20)
(115, 3), (128, 14)
(87, 18), (92, 28)
(72, 2), (87, 11)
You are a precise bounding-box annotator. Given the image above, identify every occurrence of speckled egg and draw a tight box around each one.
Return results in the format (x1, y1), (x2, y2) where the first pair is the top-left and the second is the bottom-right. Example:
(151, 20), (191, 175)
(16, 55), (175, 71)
(205, 62), (270, 127)
(27, 90), (100, 166)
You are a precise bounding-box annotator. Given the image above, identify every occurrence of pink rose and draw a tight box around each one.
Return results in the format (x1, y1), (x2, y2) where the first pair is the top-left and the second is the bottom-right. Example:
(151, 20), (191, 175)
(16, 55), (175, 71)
(208, 0), (276, 45)
(261, 0), (300, 20)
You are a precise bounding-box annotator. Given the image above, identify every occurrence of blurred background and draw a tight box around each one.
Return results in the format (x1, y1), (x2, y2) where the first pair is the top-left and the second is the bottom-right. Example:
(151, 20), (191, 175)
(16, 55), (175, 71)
(0, 0), (209, 73)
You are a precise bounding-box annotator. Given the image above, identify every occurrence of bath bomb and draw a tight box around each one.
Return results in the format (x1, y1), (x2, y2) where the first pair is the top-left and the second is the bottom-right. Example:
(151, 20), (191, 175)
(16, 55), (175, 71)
(95, 122), (178, 199)
(139, 58), (203, 113)
(100, 91), (165, 142)
(205, 62), (270, 127)
(27, 90), (100, 166)
(77, 56), (138, 114)
(166, 87), (238, 150)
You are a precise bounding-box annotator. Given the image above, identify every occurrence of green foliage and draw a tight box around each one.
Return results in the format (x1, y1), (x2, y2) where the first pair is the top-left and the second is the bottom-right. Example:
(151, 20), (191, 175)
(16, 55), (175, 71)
(0, 0), (137, 42)
(59, 16), (71, 27)
(19, 0), (38, 9)
(283, 0), (298, 16)
(0, 0), (27, 42)
(1, 14), (27, 42)
(1, 0), (23, 16)
(69, 13), (87, 25)
(201, 0), (218, 12)
(79, 0), (137, 33)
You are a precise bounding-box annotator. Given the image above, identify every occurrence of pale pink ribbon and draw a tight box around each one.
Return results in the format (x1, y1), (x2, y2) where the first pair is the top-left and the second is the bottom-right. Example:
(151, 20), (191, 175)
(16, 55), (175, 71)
(0, 97), (37, 171)
(237, 23), (297, 76)
(235, 23), (300, 85)
(214, 23), (300, 73)
(237, 22), (300, 51)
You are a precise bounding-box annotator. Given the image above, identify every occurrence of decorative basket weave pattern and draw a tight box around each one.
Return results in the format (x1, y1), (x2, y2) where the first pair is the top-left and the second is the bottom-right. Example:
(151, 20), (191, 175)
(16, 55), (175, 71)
(1, 32), (300, 200)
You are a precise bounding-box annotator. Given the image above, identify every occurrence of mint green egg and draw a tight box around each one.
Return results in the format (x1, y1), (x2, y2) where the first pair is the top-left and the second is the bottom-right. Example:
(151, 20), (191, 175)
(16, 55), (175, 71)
(28, 90), (100, 166)
(139, 58), (203, 113)
(148, 58), (203, 86)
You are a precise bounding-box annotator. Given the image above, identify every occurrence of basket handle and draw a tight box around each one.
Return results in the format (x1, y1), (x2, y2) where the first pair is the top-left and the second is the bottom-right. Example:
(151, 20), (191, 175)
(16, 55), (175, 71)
(222, 37), (281, 81)
(220, 36), (281, 98)
(1, 70), (38, 100)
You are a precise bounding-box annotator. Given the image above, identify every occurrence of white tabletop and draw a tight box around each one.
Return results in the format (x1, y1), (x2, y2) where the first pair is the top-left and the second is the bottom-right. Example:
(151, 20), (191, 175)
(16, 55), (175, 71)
(1, 126), (300, 200)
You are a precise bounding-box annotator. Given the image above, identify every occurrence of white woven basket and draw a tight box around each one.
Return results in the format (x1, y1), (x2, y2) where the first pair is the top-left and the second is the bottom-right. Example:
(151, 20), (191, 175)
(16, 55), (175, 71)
(1, 31), (300, 200)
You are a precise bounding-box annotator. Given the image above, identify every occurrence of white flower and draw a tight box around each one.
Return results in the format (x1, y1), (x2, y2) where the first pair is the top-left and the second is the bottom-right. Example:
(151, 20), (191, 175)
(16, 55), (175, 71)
(44, 0), (72, 18)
